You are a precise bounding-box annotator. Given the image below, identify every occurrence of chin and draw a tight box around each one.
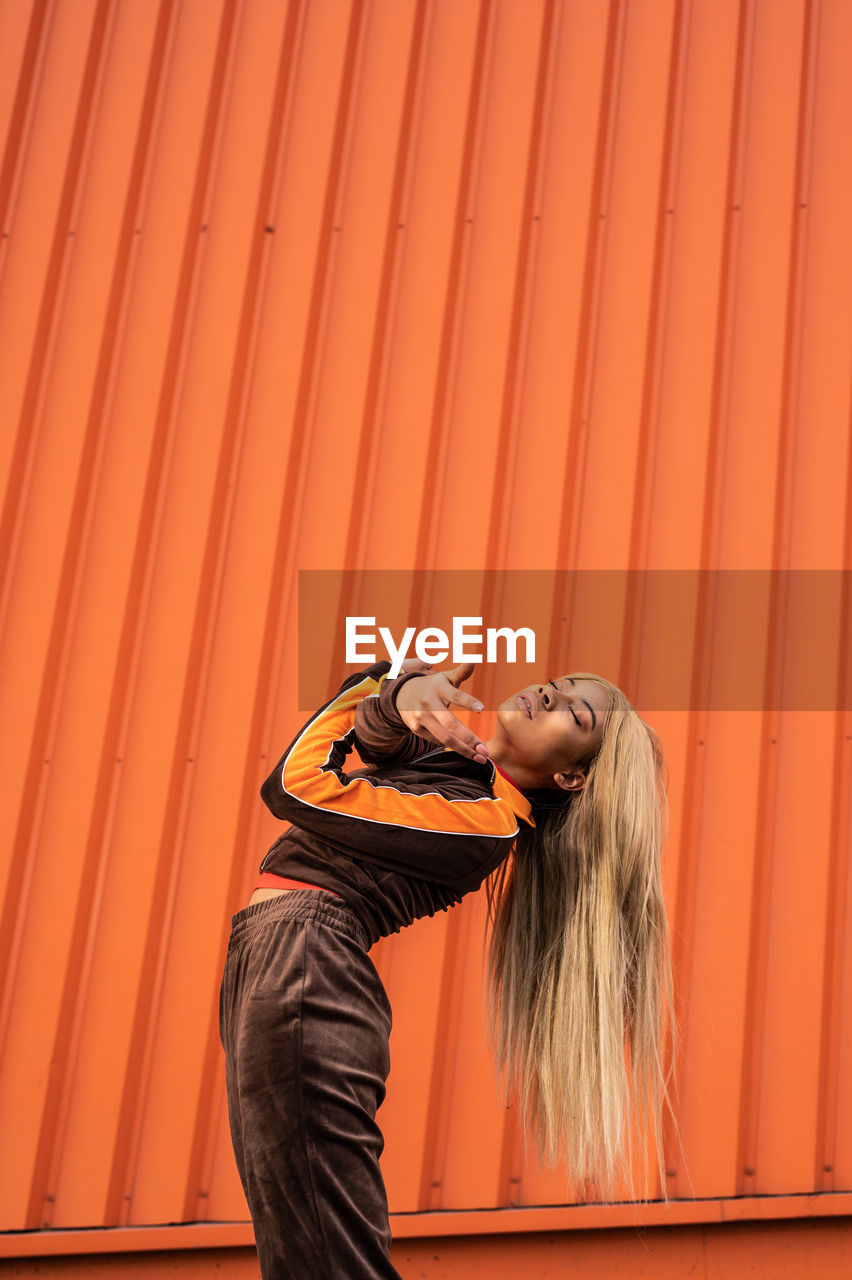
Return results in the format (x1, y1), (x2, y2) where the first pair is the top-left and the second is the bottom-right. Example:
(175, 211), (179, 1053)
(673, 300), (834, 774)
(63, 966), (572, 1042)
(497, 699), (523, 731)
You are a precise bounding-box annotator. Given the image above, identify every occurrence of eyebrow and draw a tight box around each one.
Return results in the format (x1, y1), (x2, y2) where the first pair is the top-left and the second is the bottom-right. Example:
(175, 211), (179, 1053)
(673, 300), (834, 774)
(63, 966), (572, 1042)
(566, 677), (597, 731)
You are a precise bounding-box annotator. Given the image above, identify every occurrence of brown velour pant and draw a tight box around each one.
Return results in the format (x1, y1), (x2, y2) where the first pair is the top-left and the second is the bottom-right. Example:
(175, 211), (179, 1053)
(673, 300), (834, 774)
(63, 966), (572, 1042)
(219, 891), (402, 1280)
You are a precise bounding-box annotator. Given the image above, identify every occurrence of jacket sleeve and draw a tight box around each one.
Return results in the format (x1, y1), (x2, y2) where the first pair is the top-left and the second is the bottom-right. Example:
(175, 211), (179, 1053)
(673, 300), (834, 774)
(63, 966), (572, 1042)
(353, 668), (436, 764)
(259, 666), (519, 885)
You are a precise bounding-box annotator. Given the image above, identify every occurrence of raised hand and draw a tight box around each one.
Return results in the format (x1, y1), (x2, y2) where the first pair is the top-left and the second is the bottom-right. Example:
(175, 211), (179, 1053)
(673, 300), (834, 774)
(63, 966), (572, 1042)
(394, 663), (490, 763)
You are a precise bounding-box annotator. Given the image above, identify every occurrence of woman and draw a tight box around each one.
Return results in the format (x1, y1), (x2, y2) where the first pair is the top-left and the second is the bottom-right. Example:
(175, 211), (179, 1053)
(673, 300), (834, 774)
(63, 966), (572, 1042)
(220, 660), (673, 1279)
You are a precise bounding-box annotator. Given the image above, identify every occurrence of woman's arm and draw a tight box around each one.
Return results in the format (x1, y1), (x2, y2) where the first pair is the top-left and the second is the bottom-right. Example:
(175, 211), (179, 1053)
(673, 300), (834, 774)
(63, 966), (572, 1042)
(354, 663), (489, 764)
(353, 668), (436, 765)
(260, 667), (517, 885)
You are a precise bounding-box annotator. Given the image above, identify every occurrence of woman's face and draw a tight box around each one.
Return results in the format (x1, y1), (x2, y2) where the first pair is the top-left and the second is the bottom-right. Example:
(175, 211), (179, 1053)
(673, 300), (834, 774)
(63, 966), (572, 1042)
(487, 676), (610, 792)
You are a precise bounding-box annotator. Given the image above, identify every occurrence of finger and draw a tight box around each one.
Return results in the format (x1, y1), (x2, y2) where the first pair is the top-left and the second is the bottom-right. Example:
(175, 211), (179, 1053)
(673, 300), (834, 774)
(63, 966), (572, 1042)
(398, 659), (433, 676)
(427, 705), (490, 761)
(443, 663), (476, 688)
(441, 686), (484, 714)
(428, 725), (488, 761)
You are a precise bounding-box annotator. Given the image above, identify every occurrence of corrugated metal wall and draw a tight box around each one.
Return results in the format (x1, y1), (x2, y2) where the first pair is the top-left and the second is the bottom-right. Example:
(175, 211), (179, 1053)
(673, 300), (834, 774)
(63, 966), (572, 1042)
(1, 0), (851, 1261)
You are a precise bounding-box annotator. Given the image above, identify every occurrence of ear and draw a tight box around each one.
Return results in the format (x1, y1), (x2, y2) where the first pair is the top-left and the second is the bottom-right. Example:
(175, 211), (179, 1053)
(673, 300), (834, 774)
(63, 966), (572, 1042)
(553, 768), (587, 793)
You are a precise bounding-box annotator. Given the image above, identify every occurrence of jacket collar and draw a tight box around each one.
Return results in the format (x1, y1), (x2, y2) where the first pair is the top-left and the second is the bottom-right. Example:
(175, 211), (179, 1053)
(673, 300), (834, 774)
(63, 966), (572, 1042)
(490, 765), (535, 828)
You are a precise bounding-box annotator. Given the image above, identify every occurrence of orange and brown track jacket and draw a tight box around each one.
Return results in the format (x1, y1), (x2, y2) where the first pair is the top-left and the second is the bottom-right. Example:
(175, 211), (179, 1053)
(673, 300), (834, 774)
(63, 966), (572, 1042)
(259, 663), (535, 944)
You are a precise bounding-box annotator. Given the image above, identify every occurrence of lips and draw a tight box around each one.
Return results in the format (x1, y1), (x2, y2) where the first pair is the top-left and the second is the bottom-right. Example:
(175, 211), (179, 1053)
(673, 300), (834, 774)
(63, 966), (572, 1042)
(516, 692), (538, 718)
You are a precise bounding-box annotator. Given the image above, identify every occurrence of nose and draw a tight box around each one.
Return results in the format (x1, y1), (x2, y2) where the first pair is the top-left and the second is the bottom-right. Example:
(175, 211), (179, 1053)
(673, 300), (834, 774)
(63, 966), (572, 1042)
(537, 683), (556, 710)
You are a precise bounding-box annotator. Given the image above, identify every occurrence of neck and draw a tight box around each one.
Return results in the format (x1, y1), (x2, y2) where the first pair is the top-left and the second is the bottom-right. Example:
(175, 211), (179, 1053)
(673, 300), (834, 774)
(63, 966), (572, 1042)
(485, 740), (556, 793)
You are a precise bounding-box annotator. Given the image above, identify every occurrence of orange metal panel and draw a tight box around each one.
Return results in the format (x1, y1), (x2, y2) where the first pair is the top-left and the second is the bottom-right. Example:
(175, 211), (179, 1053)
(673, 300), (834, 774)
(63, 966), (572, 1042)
(1, 0), (851, 1257)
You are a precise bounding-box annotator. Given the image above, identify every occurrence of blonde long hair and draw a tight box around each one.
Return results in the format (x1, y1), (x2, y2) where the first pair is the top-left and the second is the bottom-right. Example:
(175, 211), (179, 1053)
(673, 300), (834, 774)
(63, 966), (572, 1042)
(485, 674), (675, 1200)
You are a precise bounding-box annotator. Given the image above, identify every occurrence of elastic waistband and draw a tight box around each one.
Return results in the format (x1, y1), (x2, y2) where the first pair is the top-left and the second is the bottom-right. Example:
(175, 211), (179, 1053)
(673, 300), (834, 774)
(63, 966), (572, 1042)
(230, 890), (368, 951)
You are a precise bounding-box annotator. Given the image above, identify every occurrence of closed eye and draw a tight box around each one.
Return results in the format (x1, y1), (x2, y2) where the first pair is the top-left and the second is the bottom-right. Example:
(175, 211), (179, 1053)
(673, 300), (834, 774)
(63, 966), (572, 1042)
(549, 678), (582, 728)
